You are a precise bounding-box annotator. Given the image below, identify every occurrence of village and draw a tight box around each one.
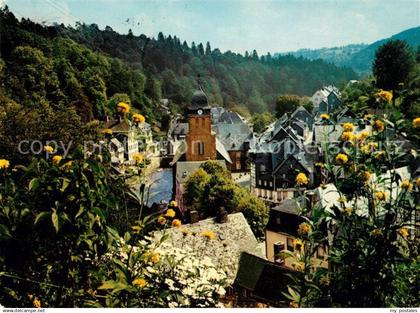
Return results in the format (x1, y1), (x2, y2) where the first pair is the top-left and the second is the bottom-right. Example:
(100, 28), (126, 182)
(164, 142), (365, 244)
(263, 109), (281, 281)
(100, 84), (419, 306)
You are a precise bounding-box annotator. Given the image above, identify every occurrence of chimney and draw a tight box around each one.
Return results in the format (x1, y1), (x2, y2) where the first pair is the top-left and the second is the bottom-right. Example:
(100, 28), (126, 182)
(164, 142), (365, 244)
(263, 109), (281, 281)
(188, 210), (199, 224)
(216, 207), (228, 223)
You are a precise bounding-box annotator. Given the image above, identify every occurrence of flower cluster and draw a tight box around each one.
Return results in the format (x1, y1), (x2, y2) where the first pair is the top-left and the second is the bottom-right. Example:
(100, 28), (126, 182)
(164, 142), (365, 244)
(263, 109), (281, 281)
(117, 102), (130, 113)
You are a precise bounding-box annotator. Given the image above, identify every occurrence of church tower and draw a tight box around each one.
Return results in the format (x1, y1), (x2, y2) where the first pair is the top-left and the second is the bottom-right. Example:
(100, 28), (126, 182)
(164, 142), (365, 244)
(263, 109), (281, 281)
(185, 88), (216, 161)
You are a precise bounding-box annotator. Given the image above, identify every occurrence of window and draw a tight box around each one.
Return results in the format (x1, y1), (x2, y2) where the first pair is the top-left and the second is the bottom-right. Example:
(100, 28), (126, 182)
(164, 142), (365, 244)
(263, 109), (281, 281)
(275, 215), (281, 225)
(273, 242), (285, 264)
(260, 164), (266, 172)
(269, 181), (273, 187)
(236, 161), (241, 170)
(258, 179), (262, 186)
(196, 142), (205, 155)
(287, 238), (294, 252)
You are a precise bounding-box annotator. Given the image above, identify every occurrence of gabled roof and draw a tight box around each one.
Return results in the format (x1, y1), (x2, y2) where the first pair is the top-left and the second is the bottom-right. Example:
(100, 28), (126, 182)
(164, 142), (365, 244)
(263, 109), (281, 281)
(291, 105), (312, 118)
(218, 111), (246, 124)
(216, 138), (233, 163)
(104, 119), (131, 132)
(273, 153), (312, 176)
(213, 123), (252, 151)
(234, 252), (296, 305)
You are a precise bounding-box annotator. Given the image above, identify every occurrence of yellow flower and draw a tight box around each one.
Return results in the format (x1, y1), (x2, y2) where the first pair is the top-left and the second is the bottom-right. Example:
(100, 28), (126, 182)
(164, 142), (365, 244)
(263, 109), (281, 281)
(131, 225), (141, 234)
(315, 162), (324, 168)
(132, 278), (147, 288)
(413, 117), (420, 129)
(33, 298), (41, 308)
(172, 219), (182, 227)
(102, 128), (113, 135)
(132, 113), (145, 123)
(297, 222), (311, 235)
(374, 191), (386, 201)
(320, 113), (330, 120)
(201, 230), (216, 240)
(372, 120), (385, 132)
(377, 90), (393, 103)
(400, 179), (413, 191)
(0, 159), (10, 169)
(361, 171), (372, 183)
(151, 252), (160, 264)
(342, 122), (354, 132)
(295, 172), (309, 186)
(360, 142), (378, 154)
(293, 238), (304, 253)
(341, 131), (355, 142)
(417, 177), (420, 187)
(364, 114), (373, 121)
(356, 130), (369, 142)
(44, 145), (54, 153)
(343, 207), (353, 216)
(61, 161), (73, 170)
(169, 200), (177, 207)
(292, 261), (305, 272)
(335, 153), (348, 165)
(371, 228), (382, 236)
(374, 150), (386, 159)
(320, 275), (330, 286)
(132, 153), (144, 164)
(397, 227), (409, 238)
(165, 208), (176, 218)
(157, 216), (166, 225)
(117, 102), (130, 113)
(289, 301), (299, 308)
(52, 155), (62, 165)
(180, 228), (189, 236)
(338, 196), (347, 204)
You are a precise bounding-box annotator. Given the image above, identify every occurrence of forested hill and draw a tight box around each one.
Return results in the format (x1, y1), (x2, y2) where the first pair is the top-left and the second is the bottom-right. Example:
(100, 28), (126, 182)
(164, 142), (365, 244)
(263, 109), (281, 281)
(0, 7), (356, 124)
(277, 27), (420, 75)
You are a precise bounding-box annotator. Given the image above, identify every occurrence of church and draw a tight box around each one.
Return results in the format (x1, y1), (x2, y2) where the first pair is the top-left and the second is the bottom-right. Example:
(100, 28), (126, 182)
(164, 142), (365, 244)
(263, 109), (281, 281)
(171, 88), (232, 211)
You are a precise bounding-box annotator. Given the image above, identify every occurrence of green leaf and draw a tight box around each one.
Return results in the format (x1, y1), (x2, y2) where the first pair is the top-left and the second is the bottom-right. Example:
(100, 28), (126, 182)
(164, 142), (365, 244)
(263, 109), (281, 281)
(51, 211), (59, 233)
(60, 178), (71, 192)
(28, 178), (40, 191)
(34, 211), (51, 225)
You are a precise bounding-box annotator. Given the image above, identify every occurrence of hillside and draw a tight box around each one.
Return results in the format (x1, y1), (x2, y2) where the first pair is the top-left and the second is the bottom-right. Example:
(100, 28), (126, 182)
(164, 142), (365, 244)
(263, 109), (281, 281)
(0, 7), (357, 123)
(277, 27), (420, 75)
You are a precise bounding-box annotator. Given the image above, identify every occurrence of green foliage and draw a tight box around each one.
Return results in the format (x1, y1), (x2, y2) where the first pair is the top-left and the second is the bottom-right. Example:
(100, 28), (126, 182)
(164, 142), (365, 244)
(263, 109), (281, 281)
(283, 98), (420, 307)
(373, 40), (415, 92)
(184, 161), (269, 239)
(275, 94), (303, 118)
(251, 112), (275, 133)
(0, 149), (130, 307)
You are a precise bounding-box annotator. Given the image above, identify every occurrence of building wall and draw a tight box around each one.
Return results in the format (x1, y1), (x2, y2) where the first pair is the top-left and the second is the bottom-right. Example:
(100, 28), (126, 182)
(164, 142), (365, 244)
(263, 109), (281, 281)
(251, 187), (295, 203)
(266, 230), (328, 269)
(186, 115), (216, 161)
(228, 150), (248, 172)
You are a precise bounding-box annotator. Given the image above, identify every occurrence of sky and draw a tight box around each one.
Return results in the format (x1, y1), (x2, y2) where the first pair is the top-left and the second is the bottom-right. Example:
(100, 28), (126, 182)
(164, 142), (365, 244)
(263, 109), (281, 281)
(2, 0), (419, 54)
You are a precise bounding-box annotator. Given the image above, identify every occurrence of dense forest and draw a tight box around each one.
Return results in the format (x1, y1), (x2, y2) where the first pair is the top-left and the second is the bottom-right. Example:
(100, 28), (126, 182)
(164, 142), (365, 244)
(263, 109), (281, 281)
(0, 6), (357, 125)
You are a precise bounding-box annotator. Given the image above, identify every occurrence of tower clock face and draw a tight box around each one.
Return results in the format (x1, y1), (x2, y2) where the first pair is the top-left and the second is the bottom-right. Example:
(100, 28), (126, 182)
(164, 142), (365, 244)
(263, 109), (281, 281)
(197, 109), (203, 115)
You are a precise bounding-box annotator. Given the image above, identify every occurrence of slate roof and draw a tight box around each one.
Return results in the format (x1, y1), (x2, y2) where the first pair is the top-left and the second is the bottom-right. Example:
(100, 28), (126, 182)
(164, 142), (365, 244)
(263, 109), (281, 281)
(152, 213), (264, 282)
(104, 119), (131, 132)
(218, 111), (246, 124)
(234, 252), (296, 305)
(216, 138), (233, 163)
(189, 89), (210, 110)
(171, 123), (189, 136)
(213, 123), (252, 151)
(271, 198), (301, 215)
